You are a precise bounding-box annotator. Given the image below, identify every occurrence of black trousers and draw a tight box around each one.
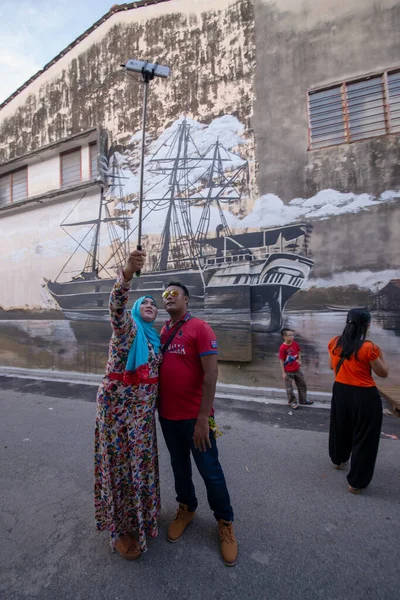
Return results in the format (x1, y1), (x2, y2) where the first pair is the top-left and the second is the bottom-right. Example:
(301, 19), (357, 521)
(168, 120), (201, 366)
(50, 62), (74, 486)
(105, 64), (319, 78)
(329, 382), (382, 489)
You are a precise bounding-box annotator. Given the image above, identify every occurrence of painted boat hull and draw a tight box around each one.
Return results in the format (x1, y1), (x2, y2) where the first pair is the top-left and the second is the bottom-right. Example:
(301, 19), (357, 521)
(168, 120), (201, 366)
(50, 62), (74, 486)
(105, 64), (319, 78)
(45, 252), (314, 331)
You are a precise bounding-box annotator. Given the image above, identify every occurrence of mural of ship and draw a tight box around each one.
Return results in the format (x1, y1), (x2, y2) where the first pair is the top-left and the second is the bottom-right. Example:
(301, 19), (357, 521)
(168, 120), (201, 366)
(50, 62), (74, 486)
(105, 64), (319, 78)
(45, 120), (314, 331)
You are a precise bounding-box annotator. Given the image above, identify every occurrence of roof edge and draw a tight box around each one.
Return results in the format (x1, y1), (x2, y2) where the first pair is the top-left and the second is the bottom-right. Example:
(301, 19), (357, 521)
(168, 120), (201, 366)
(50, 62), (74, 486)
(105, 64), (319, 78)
(0, 1), (172, 111)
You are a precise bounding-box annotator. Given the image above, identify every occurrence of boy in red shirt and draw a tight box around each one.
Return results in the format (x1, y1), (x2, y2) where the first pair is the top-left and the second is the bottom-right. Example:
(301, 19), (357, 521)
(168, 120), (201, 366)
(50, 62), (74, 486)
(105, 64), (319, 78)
(279, 328), (313, 409)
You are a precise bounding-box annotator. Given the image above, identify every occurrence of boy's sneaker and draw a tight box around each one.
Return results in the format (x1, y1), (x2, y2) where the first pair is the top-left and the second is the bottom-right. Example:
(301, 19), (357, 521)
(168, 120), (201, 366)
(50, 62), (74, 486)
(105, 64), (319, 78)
(299, 399), (314, 405)
(289, 401), (299, 410)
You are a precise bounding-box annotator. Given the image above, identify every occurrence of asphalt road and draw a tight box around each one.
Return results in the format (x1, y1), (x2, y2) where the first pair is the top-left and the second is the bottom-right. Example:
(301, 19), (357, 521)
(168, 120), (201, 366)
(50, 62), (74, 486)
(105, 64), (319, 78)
(1, 377), (400, 600)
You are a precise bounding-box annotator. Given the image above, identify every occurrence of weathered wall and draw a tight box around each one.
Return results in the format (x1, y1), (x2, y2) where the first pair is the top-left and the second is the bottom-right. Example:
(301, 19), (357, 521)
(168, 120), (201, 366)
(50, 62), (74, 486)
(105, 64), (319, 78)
(0, 189), (102, 310)
(307, 203), (400, 279)
(0, 0), (399, 394)
(0, 0), (256, 166)
(253, 0), (400, 199)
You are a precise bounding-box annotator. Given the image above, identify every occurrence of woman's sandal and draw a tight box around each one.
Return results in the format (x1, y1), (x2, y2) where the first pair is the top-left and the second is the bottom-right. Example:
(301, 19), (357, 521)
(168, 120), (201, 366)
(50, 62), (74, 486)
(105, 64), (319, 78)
(333, 461), (349, 470)
(115, 534), (141, 561)
(348, 485), (362, 495)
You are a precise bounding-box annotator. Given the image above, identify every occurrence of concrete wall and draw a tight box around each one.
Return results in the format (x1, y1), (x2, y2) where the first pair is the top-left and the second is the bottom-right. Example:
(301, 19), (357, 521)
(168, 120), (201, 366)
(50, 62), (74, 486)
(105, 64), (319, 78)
(0, 0), (399, 392)
(28, 157), (61, 197)
(253, 0), (400, 199)
(0, 188), (101, 310)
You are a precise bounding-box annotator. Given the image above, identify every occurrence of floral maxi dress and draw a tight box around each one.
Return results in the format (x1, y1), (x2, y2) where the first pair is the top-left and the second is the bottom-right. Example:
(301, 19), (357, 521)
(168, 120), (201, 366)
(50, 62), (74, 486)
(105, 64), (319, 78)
(94, 272), (161, 552)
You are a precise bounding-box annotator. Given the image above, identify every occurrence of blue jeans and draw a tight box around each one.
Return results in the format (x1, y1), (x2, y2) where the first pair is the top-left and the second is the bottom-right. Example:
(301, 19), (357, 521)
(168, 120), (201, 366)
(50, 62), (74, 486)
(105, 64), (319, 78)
(159, 417), (234, 522)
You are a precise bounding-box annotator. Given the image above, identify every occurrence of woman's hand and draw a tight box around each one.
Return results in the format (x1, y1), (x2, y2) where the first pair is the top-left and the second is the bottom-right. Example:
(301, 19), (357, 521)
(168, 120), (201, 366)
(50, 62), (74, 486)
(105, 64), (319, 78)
(123, 250), (146, 280)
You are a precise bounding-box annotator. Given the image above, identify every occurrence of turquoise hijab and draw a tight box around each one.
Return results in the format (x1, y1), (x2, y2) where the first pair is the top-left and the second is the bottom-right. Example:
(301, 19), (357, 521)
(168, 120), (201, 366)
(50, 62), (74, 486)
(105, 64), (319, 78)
(126, 296), (161, 374)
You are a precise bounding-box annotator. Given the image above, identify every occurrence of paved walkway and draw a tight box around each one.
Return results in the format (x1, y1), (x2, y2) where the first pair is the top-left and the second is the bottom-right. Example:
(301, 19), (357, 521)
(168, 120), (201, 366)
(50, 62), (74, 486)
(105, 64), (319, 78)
(1, 378), (400, 600)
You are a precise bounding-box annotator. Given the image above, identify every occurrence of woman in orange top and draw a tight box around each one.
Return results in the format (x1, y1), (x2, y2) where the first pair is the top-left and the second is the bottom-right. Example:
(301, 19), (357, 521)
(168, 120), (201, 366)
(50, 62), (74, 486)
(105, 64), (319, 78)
(328, 309), (389, 494)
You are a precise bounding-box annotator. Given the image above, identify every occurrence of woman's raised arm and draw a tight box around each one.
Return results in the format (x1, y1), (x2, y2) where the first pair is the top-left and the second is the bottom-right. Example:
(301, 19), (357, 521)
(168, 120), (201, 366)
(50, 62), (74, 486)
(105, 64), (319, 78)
(109, 250), (146, 337)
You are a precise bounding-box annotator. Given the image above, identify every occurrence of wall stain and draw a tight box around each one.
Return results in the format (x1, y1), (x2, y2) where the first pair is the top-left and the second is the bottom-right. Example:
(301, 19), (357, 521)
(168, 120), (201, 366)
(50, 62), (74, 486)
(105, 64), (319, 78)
(0, 1), (256, 168)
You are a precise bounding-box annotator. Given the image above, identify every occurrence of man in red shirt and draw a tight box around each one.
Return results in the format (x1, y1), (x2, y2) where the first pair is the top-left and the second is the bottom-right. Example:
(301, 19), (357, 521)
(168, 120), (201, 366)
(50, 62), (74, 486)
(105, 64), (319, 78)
(158, 282), (238, 567)
(278, 328), (313, 410)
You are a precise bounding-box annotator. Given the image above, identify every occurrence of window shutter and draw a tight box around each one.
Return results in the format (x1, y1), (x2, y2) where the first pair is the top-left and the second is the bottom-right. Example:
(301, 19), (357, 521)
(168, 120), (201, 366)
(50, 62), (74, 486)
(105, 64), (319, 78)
(0, 174), (11, 206)
(346, 77), (386, 141)
(0, 168), (27, 206)
(12, 168), (28, 202)
(307, 69), (400, 148)
(61, 149), (81, 188)
(308, 87), (346, 149)
(90, 142), (98, 178)
(388, 71), (400, 133)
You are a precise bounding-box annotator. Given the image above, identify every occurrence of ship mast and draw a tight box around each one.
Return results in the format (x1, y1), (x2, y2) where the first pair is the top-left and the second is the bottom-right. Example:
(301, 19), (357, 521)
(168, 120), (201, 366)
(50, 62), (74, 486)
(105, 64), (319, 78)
(155, 120), (197, 271)
(58, 120), (249, 281)
(192, 140), (248, 249)
(57, 154), (131, 282)
(194, 141), (231, 246)
(90, 186), (104, 275)
(80, 154), (131, 276)
(158, 124), (186, 270)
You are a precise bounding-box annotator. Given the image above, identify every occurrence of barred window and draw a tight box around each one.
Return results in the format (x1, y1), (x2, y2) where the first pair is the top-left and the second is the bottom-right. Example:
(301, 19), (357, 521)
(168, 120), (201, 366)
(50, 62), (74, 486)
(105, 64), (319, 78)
(60, 148), (81, 188)
(308, 87), (346, 149)
(0, 167), (28, 206)
(89, 142), (98, 179)
(308, 69), (400, 149)
(388, 71), (400, 133)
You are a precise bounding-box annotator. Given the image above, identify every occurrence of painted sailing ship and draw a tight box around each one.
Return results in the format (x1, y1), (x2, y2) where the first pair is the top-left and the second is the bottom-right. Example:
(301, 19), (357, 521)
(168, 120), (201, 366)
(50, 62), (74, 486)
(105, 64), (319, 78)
(45, 120), (313, 331)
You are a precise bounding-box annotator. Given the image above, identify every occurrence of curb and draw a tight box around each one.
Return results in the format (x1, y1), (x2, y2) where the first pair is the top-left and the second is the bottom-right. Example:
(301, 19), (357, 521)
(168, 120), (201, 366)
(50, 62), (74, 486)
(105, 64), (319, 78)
(0, 366), (332, 409)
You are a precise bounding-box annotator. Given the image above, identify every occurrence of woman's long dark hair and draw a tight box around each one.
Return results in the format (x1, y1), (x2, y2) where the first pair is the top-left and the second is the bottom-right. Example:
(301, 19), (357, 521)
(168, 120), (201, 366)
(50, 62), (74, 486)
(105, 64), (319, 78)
(333, 308), (371, 360)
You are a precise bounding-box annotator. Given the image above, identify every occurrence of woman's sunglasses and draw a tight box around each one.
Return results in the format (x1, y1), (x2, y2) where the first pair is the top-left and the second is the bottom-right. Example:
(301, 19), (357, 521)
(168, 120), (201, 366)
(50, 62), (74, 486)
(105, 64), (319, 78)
(162, 289), (180, 299)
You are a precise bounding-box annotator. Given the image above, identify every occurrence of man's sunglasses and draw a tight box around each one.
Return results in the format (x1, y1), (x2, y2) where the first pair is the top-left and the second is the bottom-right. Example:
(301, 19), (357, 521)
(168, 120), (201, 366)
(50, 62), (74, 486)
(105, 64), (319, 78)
(162, 289), (180, 299)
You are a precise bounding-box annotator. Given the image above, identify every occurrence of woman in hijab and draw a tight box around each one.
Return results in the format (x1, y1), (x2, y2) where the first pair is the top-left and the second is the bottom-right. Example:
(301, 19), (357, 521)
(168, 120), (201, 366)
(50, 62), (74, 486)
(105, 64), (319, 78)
(94, 250), (162, 560)
(328, 308), (389, 494)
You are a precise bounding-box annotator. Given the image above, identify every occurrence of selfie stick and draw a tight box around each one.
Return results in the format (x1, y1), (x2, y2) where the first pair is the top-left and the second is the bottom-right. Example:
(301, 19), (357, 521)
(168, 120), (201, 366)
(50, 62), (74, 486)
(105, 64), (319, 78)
(122, 60), (171, 276)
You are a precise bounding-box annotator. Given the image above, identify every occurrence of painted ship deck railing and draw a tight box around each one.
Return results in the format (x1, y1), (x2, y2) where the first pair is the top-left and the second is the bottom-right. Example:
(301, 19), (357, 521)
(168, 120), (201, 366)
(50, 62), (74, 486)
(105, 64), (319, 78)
(202, 253), (254, 268)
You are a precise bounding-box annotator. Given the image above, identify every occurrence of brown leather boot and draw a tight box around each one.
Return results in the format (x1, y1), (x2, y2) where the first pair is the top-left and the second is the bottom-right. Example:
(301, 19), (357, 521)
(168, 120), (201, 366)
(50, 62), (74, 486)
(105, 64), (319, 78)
(218, 520), (238, 566)
(167, 503), (195, 542)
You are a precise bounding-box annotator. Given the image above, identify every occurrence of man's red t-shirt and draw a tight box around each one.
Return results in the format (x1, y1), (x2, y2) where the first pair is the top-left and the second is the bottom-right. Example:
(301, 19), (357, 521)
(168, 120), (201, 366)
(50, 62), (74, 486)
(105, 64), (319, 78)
(158, 314), (218, 420)
(278, 340), (301, 373)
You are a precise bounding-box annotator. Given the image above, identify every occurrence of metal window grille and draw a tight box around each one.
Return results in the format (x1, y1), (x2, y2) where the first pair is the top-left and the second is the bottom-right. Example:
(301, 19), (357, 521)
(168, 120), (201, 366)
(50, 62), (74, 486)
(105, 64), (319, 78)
(89, 142), (98, 179)
(12, 168), (28, 202)
(61, 148), (81, 188)
(388, 71), (400, 133)
(346, 76), (386, 141)
(0, 167), (27, 206)
(308, 69), (400, 149)
(0, 174), (11, 207)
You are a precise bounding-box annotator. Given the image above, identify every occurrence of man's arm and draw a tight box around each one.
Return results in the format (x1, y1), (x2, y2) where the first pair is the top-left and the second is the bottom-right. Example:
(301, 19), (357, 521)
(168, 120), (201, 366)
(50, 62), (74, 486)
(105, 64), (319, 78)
(298, 350), (302, 367)
(193, 353), (219, 452)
